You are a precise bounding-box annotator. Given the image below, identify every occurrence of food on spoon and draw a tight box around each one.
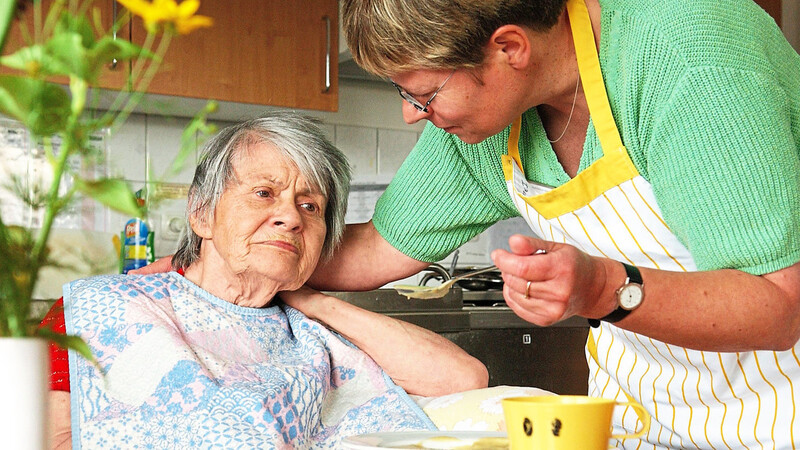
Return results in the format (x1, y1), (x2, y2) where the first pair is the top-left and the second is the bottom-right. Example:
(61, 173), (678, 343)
(393, 284), (449, 299)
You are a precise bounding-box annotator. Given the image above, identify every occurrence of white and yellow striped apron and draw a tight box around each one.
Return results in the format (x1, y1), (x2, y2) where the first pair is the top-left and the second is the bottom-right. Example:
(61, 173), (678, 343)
(501, 0), (800, 447)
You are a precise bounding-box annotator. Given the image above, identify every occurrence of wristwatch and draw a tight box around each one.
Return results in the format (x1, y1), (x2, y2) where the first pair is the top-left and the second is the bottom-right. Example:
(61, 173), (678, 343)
(588, 263), (644, 328)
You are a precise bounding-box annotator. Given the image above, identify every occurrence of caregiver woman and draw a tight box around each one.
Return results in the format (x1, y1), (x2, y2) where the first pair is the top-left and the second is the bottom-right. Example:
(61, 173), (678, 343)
(311, 0), (800, 448)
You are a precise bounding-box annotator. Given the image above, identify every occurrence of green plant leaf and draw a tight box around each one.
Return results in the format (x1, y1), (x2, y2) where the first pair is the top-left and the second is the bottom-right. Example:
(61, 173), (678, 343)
(0, 75), (70, 136)
(0, 44), (72, 77)
(36, 328), (100, 371)
(2, 44), (80, 79)
(54, 8), (96, 50)
(0, 0), (16, 53)
(46, 32), (91, 81)
(74, 177), (143, 218)
(88, 37), (144, 74)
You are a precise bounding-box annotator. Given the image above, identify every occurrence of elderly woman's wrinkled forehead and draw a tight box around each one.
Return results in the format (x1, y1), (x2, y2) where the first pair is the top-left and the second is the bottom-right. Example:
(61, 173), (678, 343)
(228, 133), (326, 197)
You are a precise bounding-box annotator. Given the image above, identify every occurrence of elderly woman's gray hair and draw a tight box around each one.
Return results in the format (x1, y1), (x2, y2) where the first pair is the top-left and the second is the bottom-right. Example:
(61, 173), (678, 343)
(172, 112), (351, 269)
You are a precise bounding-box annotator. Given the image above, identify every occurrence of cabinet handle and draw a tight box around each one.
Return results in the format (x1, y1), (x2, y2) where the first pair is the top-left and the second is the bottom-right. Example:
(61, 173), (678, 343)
(110, 0), (119, 69)
(323, 15), (331, 93)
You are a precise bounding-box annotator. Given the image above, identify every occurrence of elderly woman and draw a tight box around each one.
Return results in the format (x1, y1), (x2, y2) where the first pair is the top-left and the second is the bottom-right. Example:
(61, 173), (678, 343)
(41, 112), (488, 449)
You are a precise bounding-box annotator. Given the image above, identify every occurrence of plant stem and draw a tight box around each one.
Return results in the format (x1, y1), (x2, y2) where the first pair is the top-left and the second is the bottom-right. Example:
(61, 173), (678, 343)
(42, 0), (68, 39)
(0, 0), (17, 53)
(26, 77), (88, 318)
(98, 30), (156, 134)
(27, 141), (71, 302)
(114, 31), (171, 132)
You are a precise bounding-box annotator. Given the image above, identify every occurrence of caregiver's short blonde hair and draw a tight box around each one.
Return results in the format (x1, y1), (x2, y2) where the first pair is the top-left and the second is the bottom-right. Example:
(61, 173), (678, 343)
(341, 0), (567, 78)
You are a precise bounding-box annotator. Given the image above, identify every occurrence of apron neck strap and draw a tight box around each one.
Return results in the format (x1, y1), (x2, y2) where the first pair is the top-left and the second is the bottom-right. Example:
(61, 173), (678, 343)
(567, 0), (624, 155)
(507, 0), (626, 167)
(508, 116), (524, 168)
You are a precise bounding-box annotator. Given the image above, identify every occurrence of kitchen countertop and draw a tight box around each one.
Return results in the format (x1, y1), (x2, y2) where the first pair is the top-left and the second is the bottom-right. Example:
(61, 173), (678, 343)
(325, 288), (589, 332)
(327, 287), (591, 393)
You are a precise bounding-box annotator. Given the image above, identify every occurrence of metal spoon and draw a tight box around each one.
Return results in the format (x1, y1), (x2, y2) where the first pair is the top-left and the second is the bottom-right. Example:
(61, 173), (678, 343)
(393, 265), (499, 299)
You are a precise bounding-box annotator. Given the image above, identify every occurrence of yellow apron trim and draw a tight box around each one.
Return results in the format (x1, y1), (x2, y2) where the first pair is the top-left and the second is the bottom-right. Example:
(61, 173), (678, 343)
(503, 0), (640, 219)
(566, 0), (625, 154)
(506, 149), (637, 219)
(502, 117), (523, 181)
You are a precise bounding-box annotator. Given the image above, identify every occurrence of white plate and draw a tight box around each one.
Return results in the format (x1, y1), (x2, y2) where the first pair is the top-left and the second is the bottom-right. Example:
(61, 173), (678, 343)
(342, 431), (508, 449)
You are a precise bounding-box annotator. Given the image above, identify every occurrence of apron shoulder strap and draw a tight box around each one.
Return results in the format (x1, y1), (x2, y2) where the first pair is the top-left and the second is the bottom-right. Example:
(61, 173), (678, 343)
(566, 0), (625, 156)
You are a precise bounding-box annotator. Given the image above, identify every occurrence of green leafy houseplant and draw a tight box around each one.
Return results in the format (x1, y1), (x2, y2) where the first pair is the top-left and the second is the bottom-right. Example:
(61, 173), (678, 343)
(0, 0), (215, 360)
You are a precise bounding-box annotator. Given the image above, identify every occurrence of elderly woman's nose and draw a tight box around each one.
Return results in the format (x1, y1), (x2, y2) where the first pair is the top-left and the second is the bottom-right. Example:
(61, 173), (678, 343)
(269, 200), (304, 230)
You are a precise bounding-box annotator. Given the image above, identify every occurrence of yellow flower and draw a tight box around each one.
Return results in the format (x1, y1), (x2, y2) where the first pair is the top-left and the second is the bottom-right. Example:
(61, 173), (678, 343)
(116, 0), (213, 35)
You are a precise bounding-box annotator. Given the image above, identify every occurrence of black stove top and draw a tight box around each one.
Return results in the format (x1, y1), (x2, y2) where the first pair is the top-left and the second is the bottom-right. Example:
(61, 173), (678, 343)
(461, 289), (507, 307)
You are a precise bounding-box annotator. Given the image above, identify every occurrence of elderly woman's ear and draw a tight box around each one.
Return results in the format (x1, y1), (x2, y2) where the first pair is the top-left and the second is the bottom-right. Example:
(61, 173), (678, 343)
(189, 212), (212, 239)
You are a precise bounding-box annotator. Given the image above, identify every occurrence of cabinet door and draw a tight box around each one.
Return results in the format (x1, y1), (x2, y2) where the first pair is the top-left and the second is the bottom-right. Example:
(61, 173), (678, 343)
(1, 0), (130, 89)
(134, 0), (339, 112)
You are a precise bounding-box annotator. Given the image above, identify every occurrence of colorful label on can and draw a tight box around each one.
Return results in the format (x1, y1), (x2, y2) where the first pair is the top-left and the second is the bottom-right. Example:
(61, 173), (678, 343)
(122, 218), (152, 274)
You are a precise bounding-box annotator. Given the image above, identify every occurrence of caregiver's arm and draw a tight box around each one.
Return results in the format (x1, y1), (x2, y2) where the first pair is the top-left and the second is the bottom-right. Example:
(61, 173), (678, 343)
(280, 287), (488, 396)
(134, 222), (430, 288)
(307, 221), (430, 291)
(49, 391), (71, 450)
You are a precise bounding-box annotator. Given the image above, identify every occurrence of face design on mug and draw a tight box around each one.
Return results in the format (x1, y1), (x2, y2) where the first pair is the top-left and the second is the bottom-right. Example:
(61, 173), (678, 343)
(551, 418), (562, 436)
(504, 396), (651, 449)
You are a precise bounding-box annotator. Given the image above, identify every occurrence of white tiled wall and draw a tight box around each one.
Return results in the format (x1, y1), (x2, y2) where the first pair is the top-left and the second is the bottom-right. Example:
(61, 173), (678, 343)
(106, 113), (147, 182)
(335, 125), (378, 175)
(145, 116), (199, 185)
(377, 128), (418, 175)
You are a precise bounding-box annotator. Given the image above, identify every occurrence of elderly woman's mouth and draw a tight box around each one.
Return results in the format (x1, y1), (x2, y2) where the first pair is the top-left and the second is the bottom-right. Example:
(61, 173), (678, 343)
(261, 240), (300, 254)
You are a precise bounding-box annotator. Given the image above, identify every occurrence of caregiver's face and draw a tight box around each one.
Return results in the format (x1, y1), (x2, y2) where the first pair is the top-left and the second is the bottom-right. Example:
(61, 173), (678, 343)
(391, 65), (523, 145)
(203, 141), (327, 291)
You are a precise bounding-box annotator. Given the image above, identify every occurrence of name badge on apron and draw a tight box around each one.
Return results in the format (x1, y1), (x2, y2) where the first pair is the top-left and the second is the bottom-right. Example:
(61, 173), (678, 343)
(511, 158), (553, 198)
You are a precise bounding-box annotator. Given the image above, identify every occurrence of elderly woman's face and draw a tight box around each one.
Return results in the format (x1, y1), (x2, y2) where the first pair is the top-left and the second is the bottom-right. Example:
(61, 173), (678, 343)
(194, 141), (328, 292)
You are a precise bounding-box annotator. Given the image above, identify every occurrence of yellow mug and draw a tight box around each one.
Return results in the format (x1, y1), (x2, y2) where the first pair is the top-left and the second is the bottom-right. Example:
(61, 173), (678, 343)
(502, 395), (650, 450)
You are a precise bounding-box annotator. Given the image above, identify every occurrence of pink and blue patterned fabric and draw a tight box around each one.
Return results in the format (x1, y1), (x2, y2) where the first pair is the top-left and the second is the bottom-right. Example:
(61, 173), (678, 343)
(63, 272), (435, 449)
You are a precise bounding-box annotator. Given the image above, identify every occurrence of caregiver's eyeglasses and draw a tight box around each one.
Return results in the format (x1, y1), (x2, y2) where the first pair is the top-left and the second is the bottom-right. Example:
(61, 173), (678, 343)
(391, 70), (455, 113)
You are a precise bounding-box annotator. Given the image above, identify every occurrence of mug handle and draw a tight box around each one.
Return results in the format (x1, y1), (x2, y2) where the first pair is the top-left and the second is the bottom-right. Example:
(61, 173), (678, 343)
(609, 401), (651, 444)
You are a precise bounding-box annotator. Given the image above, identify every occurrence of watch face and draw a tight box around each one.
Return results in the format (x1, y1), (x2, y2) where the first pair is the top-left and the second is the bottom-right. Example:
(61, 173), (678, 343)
(619, 285), (643, 310)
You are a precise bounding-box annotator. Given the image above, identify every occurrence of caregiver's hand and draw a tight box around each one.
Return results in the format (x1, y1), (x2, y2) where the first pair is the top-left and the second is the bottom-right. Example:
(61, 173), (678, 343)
(279, 286), (325, 321)
(280, 286), (489, 395)
(128, 256), (173, 275)
(491, 234), (617, 326)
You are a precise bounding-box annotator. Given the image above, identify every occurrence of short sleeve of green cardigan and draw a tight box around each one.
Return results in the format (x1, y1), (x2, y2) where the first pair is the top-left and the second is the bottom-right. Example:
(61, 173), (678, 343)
(371, 123), (519, 262)
(647, 66), (800, 275)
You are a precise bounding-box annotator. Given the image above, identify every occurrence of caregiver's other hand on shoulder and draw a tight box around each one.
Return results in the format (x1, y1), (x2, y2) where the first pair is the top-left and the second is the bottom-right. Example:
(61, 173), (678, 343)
(128, 255), (173, 274)
(491, 234), (613, 327)
(280, 286), (489, 396)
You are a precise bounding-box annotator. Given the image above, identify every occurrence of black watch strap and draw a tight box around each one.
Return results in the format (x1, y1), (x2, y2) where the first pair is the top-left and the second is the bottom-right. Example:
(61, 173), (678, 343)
(588, 263), (642, 328)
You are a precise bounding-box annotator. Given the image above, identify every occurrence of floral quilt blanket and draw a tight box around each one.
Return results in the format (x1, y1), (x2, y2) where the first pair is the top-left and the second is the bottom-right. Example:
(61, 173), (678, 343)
(64, 273), (435, 449)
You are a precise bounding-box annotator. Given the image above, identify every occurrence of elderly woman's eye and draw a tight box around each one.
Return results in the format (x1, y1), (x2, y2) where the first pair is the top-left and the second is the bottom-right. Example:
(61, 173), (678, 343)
(300, 203), (319, 213)
(256, 190), (272, 198)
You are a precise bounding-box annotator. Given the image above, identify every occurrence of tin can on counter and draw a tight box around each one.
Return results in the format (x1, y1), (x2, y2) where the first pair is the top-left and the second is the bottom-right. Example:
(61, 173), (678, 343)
(120, 216), (155, 274)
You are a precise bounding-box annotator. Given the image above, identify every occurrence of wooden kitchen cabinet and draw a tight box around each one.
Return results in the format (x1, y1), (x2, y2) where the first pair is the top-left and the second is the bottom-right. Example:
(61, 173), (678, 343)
(1, 0), (130, 89)
(131, 0), (339, 112)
